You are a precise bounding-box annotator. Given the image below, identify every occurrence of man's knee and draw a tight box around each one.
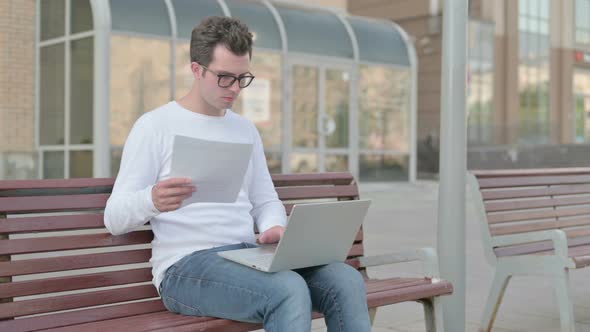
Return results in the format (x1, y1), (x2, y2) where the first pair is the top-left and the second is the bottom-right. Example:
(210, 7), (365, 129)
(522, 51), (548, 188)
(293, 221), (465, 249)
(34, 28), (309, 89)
(269, 271), (312, 310)
(321, 262), (367, 296)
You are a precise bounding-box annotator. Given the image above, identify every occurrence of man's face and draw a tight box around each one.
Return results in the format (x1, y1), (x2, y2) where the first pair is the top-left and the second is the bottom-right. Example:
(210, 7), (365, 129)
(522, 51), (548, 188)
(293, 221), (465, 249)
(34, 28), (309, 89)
(194, 44), (251, 112)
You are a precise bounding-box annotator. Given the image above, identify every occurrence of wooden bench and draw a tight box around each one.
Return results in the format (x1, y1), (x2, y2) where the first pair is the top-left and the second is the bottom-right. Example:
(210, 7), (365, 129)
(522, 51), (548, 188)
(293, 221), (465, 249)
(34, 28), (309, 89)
(0, 172), (452, 331)
(469, 168), (590, 332)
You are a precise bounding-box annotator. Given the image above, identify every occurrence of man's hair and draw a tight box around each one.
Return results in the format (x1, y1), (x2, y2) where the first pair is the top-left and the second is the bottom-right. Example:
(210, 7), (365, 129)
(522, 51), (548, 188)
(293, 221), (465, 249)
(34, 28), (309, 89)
(190, 16), (253, 70)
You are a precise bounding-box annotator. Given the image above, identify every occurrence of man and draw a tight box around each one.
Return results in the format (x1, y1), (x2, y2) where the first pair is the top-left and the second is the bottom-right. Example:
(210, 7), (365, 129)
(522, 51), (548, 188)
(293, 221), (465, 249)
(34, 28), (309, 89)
(105, 16), (371, 332)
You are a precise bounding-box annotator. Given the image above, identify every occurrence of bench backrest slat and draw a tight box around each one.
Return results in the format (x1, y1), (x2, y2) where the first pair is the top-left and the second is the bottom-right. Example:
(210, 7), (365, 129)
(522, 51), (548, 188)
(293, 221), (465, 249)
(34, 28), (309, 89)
(0, 214), (105, 234)
(0, 268), (152, 298)
(0, 194), (110, 214)
(0, 249), (152, 277)
(469, 168), (590, 263)
(0, 172), (362, 321)
(0, 231), (153, 255)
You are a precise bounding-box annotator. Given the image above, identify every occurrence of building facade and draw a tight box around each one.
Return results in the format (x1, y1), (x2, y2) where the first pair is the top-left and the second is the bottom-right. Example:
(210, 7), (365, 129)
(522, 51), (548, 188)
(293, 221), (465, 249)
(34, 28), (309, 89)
(350, 0), (590, 174)
(1, 0), (418, 182)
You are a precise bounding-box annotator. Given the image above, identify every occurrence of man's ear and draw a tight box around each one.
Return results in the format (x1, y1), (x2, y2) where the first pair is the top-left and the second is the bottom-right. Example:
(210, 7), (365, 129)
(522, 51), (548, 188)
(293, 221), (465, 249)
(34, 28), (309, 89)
(190, 62), (201, 79)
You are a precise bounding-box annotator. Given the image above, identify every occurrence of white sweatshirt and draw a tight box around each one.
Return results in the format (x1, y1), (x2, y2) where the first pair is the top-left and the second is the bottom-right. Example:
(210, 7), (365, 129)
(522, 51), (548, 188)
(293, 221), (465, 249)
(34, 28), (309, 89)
(104, 101), (287, 293)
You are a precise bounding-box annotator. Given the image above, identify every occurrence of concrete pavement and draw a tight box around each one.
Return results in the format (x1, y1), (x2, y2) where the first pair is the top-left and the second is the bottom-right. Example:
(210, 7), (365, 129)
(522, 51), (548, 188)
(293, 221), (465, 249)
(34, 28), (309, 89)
(310, 181), (590, 332)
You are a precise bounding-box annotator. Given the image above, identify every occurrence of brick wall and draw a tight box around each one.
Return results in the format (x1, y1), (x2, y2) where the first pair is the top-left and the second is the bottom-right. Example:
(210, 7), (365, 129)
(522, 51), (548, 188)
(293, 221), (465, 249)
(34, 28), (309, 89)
(0, 0), (36, 152)
(0, 0), (37, 179)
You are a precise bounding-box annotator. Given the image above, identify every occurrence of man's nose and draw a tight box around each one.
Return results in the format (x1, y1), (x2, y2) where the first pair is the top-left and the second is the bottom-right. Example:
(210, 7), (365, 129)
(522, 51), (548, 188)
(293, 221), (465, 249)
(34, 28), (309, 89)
(229, 80), (241, 93)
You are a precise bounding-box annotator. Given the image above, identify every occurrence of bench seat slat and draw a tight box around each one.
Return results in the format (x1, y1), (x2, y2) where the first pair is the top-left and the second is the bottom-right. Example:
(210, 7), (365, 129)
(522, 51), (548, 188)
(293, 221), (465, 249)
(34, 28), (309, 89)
(0, 249), (151, 277)
(573, 255), (590, 268)
(0, 214), (105, 234)
(0, 299), (166, 332)
(490, 218), (590, 236)
(0, 194), (110, 214)
(496, 242), (590, 268)
(493, 235), (590, 257)
(0, 284), (157, 319)
(6, 278), (451, 332)
(0, 260), (361, 331)
(0, 231), (153, 255)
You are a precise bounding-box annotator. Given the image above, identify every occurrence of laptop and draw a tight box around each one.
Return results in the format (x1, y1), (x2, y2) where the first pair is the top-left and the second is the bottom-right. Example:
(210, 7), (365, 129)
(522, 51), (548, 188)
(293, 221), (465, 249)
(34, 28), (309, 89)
(217, 199), (371, 272)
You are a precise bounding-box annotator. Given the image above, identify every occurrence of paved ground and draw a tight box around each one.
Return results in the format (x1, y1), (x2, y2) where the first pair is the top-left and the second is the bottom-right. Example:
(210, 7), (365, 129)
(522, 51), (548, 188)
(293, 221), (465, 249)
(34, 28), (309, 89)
(308, 181), (590, 332)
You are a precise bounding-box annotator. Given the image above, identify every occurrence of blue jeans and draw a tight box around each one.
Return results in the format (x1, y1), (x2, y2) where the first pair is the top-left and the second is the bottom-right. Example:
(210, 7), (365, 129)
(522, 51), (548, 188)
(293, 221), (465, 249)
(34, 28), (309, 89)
(159, 243), (371, 332)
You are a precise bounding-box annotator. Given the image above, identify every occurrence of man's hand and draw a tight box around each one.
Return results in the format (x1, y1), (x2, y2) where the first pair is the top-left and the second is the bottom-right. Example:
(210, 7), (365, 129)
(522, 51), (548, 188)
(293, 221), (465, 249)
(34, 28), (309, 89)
(151, 178), (196, 212)
(258, 225), (285, 244)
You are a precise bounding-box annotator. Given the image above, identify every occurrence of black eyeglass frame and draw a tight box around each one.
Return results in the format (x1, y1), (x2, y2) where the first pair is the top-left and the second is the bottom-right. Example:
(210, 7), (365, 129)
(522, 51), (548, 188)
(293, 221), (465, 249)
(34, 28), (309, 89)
(200, 64), (256, 88)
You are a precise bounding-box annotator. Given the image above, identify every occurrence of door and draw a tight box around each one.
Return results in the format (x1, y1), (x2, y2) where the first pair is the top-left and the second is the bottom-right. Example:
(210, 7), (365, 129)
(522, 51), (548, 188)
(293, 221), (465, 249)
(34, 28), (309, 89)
(288, 60), (352, 173)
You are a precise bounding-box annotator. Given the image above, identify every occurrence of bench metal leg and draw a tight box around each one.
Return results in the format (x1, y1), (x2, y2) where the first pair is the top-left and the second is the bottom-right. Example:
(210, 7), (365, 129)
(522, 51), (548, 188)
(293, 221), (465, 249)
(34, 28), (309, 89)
(368, 308), (377, 326)
(420, 297), (444, 332)
(479, 268), (511, 332)
(553, 270), (575, 332)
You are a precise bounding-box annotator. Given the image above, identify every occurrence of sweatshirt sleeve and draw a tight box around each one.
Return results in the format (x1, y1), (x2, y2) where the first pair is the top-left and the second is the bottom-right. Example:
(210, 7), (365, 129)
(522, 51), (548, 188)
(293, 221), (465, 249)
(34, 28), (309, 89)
(104, 114), (162, 235)
(248, 125), (287, 233)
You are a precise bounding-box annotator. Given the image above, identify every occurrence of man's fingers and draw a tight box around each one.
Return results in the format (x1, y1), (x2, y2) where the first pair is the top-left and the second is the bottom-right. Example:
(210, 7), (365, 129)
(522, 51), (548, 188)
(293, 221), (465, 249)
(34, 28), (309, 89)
(158, 177), (192, 188)
(160, 186), (196, 198)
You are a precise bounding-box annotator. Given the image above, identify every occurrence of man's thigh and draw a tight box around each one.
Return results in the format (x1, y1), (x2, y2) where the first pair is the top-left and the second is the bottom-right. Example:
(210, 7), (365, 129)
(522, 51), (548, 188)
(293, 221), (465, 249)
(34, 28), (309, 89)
(159, 243), (307, 322)
(296, 262), (367, 310)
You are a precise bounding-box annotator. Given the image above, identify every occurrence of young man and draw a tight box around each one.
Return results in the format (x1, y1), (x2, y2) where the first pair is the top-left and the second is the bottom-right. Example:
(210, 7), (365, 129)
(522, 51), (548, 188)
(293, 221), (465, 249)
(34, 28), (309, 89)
(104, 16), (371, 332)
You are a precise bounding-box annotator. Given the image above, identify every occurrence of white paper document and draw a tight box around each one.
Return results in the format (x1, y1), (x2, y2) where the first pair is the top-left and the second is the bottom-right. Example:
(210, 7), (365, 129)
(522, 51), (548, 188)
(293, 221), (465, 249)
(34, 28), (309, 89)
(170, 135), (253, 205)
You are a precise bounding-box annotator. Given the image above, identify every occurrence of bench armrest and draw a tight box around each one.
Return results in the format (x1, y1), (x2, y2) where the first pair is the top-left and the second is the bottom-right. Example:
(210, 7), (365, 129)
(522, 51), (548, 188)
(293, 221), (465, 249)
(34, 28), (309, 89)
(358, 247), (441, 281)
(491, 229), (569, 257)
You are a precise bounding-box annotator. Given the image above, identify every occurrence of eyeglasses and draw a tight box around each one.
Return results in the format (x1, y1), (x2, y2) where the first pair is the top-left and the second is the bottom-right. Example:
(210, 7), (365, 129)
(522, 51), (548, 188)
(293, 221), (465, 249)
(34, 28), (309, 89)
(200, 64), (255, 88)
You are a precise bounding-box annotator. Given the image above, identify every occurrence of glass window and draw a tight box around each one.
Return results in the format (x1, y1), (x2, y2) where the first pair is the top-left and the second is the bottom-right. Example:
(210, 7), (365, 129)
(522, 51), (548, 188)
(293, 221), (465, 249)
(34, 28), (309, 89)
(290, 152), (318, 173)
(70, 150), (93, 178)
(111, 147), (123, 177)
(348, 17), (410, 66)
(292, 65), (318, 148)
(40, 44), (65, 146)
(518, 0), (550, 144)
(110, 0), (171, 36)
(70, 0), (93, 34)
(1, 153), (37, 180)
(276, 5), (353, 58)
(265, 151), (281, 174)
(172, 0), (225, 39)
(358, 65), (410, 153)
(325, 69), (349, 149)
(41, 0), (65, 41)
(175, 41), (192, 98)
(70, 37), (94, 144)
(325, 154), (348, 172)
(573, 70), (590, 143)
(225, 0), (282, 50)
(110, 36), (171, 147)
(359, 154), (408, 182)
(576, 0), (590, 45)
(467, 21), (495, 146)
(43, 151), (65, 179)
(231, 51), (282, 151)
